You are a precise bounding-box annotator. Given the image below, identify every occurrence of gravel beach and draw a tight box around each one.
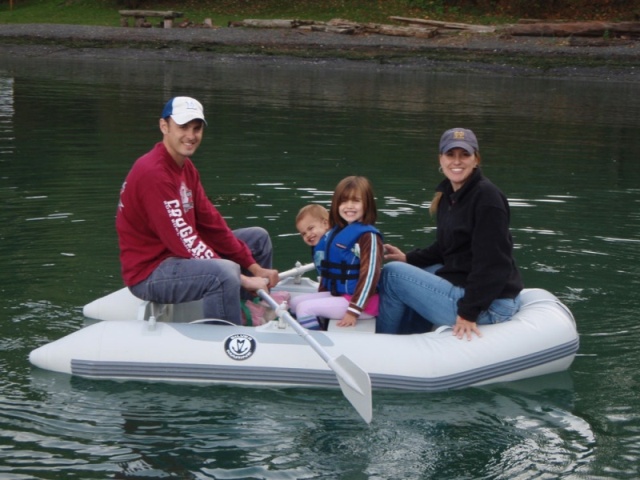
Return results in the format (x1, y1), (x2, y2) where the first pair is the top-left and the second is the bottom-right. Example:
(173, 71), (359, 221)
(1, 22), (639, 80)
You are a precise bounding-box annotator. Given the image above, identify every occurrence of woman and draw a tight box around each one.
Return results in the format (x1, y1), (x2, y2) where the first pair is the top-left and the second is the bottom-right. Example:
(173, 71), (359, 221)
(377, 128), (523, 340)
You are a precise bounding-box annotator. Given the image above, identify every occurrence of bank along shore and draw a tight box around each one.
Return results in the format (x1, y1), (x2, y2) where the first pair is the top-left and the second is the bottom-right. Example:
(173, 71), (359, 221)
(0, 22), (639, 81)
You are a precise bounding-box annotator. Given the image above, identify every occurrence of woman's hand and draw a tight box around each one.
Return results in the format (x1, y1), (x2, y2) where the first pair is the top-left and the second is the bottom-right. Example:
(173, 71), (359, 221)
(383, 244), (407, 263)
(452, 316), (483, 341)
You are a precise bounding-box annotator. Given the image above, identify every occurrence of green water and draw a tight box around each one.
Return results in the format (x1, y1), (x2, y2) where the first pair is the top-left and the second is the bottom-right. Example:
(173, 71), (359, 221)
(1, 51), (639, 479)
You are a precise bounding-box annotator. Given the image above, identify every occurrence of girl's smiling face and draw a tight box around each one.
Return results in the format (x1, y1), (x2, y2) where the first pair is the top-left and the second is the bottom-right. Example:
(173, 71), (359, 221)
(338, 195), (364, 224)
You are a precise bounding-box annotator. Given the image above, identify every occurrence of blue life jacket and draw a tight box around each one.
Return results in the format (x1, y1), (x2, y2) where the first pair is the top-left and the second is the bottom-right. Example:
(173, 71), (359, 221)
(315, 222), (382, 296)
(312, 246), (324, 277)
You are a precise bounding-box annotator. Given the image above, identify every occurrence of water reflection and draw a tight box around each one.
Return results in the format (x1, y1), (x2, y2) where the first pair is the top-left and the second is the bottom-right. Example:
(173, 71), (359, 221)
(0, 75), (13, 161)
(21, 369), (586, 479)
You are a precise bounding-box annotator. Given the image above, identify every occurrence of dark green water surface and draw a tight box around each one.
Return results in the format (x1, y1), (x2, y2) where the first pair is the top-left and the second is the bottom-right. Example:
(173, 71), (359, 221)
(1, 52), (639, 479)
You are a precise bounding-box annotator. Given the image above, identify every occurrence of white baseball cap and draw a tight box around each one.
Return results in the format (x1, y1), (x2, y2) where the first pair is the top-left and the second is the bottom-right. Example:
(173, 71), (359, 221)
(161, 96), (207, 125)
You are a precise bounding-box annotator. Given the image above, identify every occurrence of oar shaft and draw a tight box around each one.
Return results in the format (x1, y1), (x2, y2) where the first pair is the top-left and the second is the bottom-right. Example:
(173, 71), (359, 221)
(257, 288), (372, 423)
(260, 291), (330, 363)
(277, 262), (315, 280)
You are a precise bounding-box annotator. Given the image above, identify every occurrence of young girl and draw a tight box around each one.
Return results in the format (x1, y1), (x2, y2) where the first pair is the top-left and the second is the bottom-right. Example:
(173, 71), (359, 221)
(290, 176), (383, 330)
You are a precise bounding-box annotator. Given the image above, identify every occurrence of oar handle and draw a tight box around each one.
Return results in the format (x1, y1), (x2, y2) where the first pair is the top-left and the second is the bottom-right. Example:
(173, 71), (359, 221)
(277, 262), (315, 281)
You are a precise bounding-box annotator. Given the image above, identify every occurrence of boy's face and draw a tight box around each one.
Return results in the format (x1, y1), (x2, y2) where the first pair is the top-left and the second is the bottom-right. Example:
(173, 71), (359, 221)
(297, 215), (329, 247)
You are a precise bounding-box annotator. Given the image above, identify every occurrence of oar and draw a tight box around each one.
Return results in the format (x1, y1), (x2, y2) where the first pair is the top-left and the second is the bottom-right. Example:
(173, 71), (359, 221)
(257, 288), (373, 424)
(277, 262), (315, 280)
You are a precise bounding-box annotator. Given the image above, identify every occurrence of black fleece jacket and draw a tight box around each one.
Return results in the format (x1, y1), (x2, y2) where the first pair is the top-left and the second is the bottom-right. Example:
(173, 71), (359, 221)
(405, 167), (523, 321)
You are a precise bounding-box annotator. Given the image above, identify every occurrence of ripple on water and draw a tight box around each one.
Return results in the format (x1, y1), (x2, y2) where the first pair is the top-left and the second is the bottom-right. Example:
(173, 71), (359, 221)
(0, 371), (590, 479)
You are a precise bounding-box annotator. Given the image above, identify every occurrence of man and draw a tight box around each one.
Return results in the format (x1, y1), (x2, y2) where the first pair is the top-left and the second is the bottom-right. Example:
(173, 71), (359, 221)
(116, 96), (279, 323)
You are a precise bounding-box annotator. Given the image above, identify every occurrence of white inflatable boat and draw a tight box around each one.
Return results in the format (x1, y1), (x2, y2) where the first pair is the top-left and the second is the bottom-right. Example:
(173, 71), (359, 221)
(29, 262), (579, 422)
(30, 266), (579, 394)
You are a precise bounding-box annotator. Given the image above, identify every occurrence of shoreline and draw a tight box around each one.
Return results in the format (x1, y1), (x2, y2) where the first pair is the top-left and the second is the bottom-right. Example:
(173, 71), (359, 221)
(1, 23), (639, 80)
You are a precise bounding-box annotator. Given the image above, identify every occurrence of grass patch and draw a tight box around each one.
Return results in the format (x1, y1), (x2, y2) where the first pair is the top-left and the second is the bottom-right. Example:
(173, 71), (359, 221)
(0, 0), (515, 27)
(1, 0), (636, 26)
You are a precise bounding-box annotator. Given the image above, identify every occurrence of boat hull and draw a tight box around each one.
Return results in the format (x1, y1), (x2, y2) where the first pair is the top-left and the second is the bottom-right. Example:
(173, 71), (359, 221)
(29, 288), (579, 391)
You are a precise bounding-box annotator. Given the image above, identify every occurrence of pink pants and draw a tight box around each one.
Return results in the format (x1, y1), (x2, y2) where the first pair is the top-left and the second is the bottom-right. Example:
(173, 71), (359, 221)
(289, 291), (379, 319)
(290, 291), (347, 319)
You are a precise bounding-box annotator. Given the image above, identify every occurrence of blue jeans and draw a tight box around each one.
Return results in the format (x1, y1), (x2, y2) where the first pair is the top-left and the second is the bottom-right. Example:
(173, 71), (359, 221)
(376, 262), (521, 334)
(129, 227), (273, 324)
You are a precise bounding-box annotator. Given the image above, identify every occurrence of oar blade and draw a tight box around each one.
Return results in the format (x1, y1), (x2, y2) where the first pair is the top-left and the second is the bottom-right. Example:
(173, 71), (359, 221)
(257, 288), (373, 424)
(331, 354), (373, 424)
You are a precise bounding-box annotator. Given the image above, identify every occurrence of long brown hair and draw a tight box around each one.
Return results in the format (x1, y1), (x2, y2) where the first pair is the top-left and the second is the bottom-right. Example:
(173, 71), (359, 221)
(430, 152), (482, 217)
(330, 176), (377, 228)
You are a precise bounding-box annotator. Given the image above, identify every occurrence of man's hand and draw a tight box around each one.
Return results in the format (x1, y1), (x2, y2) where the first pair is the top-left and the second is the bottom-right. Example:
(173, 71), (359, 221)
(241, 274), (270, 292)
(247, 264), (279, 288)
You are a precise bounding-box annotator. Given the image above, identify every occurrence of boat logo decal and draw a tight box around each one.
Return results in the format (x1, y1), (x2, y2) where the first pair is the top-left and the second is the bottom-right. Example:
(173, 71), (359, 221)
(224, 334), (256, 361)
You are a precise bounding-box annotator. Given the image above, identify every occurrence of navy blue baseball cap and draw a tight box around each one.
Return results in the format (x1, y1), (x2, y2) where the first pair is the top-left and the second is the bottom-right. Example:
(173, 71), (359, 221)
(439, 128), (478, 154)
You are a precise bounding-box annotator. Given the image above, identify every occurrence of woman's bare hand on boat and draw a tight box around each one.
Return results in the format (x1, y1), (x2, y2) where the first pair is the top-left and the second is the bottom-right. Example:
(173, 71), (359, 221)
(383, 244), (406, 263)
(453, 316), (483, 341)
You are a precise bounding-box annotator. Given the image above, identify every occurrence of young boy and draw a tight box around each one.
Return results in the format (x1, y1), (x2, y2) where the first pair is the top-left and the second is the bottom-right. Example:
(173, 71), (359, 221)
(291, 204), (330, 329)
(295, 203), (329, 247)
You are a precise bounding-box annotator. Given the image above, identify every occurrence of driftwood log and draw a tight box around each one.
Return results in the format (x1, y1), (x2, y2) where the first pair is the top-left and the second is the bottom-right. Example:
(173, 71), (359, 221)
(229, 18), (437, 38)
(228, 19), (314, 29)
(323, 19), (437, 38)
(369, 23), (437, 38)
(228, 17), (640, 41)
(505, 21), (640, 38)
(389, 16), (496, 33)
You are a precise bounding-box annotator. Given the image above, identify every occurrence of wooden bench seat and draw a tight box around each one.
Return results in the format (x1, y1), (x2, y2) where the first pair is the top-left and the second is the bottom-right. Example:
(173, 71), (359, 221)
(119, 10), (184, 28)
